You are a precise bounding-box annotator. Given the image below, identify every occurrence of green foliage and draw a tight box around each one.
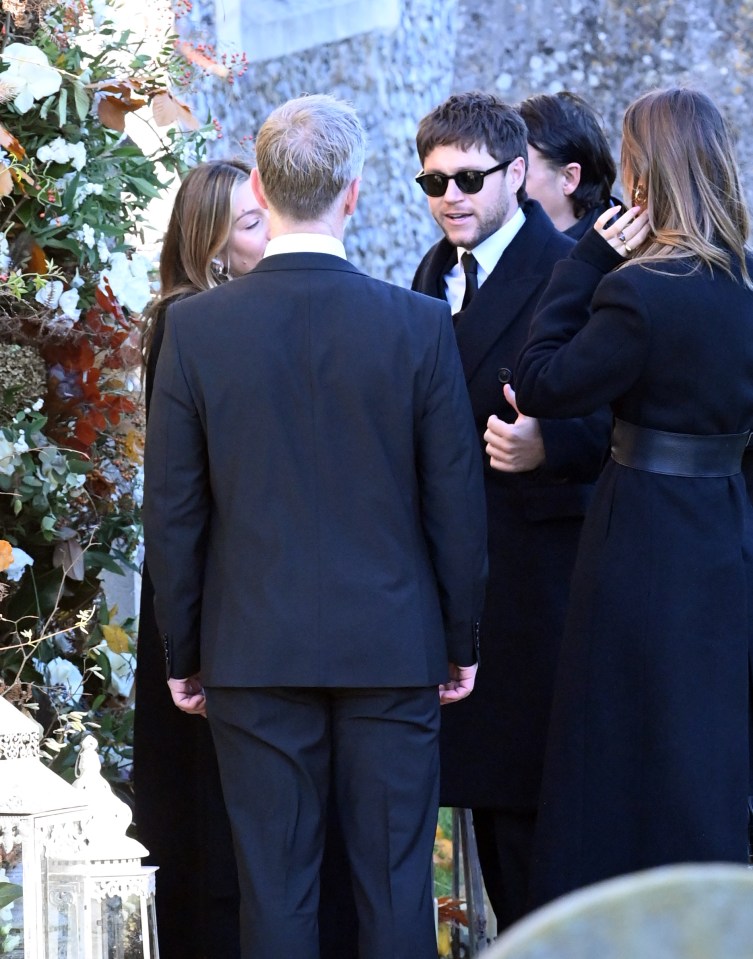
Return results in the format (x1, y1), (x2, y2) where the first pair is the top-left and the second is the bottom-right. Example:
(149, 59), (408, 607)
(0, 0), (224, 796)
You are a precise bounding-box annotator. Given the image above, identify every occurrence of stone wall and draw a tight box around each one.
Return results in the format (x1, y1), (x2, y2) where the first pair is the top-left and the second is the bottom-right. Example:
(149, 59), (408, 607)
(183, 0), (753, 287)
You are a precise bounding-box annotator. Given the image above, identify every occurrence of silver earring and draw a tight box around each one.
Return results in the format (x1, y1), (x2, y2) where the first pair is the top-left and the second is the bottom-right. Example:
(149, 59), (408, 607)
(211, 257), (228, 279)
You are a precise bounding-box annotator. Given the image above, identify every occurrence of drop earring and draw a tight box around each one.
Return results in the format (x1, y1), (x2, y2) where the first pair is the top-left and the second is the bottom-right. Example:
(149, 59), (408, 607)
(211, 257), (228, 279)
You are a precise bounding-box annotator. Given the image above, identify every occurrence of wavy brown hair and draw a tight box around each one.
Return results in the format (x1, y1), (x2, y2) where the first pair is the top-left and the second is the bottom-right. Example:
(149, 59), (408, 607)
(621, 88), (751, 287)
(140, 158), (253, 365)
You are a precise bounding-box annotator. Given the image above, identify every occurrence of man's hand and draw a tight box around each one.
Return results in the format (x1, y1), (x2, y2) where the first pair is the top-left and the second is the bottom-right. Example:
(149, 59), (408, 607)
(168, 673), (207, 717)
(439, 662), (478, 705)
(485, 384), (545, 472)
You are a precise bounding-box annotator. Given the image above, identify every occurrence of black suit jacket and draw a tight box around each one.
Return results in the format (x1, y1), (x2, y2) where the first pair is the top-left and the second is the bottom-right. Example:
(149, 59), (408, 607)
(413, 201), (611, 807)
(144, 251), (487, 688)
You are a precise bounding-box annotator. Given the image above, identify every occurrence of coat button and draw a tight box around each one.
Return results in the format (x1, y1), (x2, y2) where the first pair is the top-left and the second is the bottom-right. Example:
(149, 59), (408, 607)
(497, 368), (512, 384)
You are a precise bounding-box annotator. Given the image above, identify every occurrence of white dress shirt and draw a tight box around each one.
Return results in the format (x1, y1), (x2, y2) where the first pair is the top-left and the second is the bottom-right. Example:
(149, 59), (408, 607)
(445, 207), (526, 314)
(264, 233), (347, 259)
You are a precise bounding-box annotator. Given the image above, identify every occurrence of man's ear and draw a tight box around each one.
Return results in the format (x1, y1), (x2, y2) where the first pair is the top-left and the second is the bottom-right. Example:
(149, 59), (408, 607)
(344, 177), (360, 216)
(562, 162), (582, 197)
(251, 168), (269, 210)
(508, 156), (527, 195)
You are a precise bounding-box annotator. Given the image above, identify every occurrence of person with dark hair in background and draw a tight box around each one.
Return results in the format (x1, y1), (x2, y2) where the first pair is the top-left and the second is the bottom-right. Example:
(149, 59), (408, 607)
(412, 91), (611, 933)
(515, 87), (753, 907)
(134, 158), (268, 959)
(519, 91), (619, 240)
(143, 94), (487, 959)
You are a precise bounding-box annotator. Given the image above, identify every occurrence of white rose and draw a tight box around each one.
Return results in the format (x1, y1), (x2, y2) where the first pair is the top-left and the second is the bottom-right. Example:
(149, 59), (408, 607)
(95, 641), (136, 699)
(38, 656), (84, 699)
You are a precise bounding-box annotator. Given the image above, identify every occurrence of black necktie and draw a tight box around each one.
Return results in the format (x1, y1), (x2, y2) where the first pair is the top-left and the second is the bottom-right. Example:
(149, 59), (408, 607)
(460, 251), (478, 311)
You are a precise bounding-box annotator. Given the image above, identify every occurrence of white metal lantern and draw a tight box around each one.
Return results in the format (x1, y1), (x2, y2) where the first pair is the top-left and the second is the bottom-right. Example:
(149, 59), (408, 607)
(47, 736), (159, 959)
(0, 695), (87, 959)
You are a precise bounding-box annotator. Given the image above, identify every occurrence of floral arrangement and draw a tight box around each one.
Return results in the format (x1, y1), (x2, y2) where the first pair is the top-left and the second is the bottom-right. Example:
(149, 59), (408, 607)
(0, 0), (226, 791)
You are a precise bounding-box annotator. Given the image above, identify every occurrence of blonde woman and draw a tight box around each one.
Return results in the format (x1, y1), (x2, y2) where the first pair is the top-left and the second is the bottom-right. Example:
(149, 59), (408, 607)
(509, 88), (753, 907)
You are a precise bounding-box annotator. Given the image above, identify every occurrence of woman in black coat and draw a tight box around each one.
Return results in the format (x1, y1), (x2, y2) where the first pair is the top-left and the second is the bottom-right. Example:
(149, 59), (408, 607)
(512, 88), (753, 908)
(134, 159), (269, 958)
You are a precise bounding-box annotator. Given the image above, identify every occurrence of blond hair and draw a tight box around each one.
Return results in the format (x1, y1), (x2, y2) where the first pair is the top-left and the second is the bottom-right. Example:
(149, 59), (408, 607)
(621, 88), (751, 287)
(255, 94), (365, 220)
(141, 159), (252, 364)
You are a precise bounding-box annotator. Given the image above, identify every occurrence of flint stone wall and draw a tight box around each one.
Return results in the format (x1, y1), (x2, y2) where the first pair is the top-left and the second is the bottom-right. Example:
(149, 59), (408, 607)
(184, 0), (753, 288)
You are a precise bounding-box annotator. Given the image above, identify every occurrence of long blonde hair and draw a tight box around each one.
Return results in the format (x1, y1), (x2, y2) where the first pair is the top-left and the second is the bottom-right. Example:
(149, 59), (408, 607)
(141, 158), (253, 364)
(620, 88), (751, 287)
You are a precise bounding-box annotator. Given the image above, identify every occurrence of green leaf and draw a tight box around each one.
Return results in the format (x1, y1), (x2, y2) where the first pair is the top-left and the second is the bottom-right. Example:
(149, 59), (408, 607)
(84, 549), (126, 575)
(122, 176), (162, 199)
(0, 881), (23, 910)
(57, 88), (68, 128)
(39, 94), (55, 121)
(72, 81), (90, 122)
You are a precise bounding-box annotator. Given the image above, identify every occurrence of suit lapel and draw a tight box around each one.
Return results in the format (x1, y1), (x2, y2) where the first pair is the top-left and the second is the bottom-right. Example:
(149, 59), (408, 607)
(426, 203), (567, 384)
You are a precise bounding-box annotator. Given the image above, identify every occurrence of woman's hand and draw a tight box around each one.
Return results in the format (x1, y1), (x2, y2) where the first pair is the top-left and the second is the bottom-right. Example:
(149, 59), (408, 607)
(595, 204), (651, 258)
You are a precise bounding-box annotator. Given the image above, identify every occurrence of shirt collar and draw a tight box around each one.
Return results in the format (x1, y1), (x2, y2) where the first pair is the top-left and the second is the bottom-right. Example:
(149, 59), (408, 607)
(458, 205), (526, 277)
(264, 233), (347, 259)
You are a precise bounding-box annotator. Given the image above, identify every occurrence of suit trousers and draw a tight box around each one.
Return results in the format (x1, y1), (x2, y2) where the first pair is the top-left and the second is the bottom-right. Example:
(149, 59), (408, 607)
(206, 685), (440, 959)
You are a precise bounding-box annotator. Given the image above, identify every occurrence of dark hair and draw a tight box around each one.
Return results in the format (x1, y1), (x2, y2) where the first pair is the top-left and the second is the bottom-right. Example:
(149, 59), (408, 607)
(140, 158), (253, 365)
(416, 91), (528, 204)
(518, 91), (616, 219)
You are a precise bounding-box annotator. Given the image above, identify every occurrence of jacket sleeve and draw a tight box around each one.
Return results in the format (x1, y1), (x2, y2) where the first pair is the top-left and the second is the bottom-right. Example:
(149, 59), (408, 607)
(143, 309), (209, 678)
(515, 228), (651, 419)
(416, 305), (488, 666)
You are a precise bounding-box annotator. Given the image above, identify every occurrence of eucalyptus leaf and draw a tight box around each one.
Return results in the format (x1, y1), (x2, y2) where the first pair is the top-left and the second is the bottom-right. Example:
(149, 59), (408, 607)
(0, 881), (23, 910)
(72, 81), (90, 122)
(57, 88), (68, 128)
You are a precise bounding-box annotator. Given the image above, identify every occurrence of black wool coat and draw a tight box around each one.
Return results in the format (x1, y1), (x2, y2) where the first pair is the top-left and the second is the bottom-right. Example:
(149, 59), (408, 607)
(413, 200), (612, 808)
(515, 228), (753, 905)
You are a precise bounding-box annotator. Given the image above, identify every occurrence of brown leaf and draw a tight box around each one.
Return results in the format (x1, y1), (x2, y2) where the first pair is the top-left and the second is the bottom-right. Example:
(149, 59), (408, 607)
(151, 90), (201, 131)
(0, 167), (13, 197)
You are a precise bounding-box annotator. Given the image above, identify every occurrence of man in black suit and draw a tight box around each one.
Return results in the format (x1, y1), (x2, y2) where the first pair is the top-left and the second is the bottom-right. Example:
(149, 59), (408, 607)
(143, 94), (487, 959)
(412, 91), (611, 932)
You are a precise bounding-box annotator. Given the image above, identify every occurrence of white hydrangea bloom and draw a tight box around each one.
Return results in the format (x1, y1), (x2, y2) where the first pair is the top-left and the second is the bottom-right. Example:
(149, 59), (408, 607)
(37, 136), (87, 171)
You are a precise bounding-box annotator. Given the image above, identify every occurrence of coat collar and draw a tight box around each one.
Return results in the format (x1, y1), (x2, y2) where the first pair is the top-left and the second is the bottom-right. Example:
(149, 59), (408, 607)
(413, 201), (574, 383)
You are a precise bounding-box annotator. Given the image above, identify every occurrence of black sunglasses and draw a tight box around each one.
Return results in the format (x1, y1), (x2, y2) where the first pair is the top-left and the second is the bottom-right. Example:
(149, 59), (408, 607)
(415, 159), (516, 197)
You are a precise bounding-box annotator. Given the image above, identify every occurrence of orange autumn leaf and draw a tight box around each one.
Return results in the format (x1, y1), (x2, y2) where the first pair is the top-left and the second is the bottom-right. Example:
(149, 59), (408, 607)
(0, 121), (26, 161)
(0, 540), (13, 572)
(179, 41), (229, 79)
(27, 241), (47, 274)
(151, 90), (200, 131)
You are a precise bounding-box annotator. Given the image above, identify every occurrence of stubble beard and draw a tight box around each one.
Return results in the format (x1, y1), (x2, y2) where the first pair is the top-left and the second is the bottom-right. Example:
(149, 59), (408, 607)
(435, 191), (511, 251)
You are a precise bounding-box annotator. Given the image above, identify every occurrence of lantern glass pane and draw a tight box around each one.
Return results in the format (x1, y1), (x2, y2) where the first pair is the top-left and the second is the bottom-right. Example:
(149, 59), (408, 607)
(0, 845), (24, 958)
(92, 893), (145, 959)
(46, 880), (79, 959)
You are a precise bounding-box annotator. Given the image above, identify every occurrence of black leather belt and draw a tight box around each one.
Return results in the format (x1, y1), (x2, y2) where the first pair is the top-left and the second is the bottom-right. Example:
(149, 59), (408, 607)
(611, 418), (750, 477)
